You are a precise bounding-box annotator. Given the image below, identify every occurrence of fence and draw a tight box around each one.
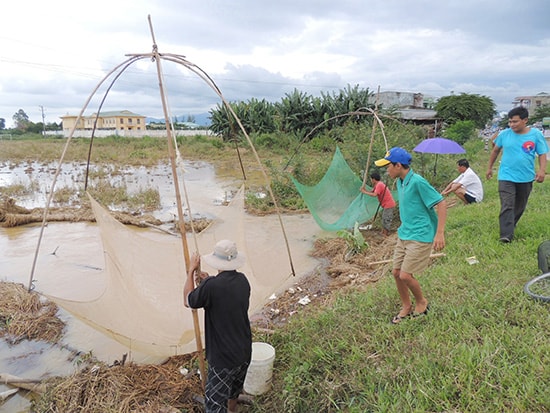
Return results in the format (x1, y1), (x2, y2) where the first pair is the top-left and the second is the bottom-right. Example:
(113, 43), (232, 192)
(55, 129), (213, 138)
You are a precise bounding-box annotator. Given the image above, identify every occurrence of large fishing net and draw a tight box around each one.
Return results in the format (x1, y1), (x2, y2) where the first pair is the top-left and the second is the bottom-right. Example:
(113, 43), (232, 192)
(43, 186), (311, 358)
(292, 147), (387, 231)
(29, 26), (317, 360)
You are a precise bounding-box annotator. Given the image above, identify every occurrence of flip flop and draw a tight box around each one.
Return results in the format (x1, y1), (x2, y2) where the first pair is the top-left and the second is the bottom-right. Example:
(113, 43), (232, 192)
(391, 312), (412, 324)
(413, 304), (430, 318)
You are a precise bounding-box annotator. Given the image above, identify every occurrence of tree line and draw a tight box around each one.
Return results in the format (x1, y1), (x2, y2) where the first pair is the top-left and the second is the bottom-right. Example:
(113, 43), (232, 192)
(0, 109), (61, 134)
(9, 88), (545, 143)
(209, 87), (499, 142)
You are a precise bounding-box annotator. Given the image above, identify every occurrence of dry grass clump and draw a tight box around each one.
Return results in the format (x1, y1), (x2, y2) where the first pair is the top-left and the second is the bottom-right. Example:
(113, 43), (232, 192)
(0, 282), (65, 344)
(311, 231), (396, 286)
(0, 197), (210, 231)
(0, 197), (164, 228)
(33, 354), (204, 413)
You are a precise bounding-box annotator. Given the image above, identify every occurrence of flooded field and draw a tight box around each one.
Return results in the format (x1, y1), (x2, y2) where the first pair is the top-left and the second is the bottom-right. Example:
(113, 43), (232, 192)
(0, 159), (234, 220)
(0, 160), (324, 412)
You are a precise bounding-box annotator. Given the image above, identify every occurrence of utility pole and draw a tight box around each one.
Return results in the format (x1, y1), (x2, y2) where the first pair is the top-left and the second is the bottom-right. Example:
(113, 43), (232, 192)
(39, 105), (46, 137)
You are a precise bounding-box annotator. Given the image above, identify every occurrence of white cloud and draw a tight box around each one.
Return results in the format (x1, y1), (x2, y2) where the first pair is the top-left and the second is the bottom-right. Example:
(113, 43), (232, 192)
(1, 0), (549, 127)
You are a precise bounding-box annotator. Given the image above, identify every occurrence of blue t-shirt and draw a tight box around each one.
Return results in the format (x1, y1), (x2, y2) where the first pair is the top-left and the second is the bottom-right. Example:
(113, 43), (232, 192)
(396, 169), (443, 243)
(495, 127), (548, 183)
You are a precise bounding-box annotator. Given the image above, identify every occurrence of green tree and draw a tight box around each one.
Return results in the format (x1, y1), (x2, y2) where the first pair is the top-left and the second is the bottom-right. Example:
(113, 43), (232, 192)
(435, 93), (495, 129)
(0, 118), (5, 130)
(13, 109), (31, 131)
(529, 104), (550, 123)
(46, 121), (61, 131)
(209, 98), (277, 141)
(443, 120), (477, 145)
(27, 122), (44, 134)
(275, 89), (316, 134)
(209, 102), (231, 138)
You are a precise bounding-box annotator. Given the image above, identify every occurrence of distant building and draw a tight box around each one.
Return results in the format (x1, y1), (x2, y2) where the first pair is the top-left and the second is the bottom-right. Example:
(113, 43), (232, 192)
(372, 91), (425, 109)
(371, 91), (441, 126)
(60, 110), (146, 135)
(512, 92), (550, 117)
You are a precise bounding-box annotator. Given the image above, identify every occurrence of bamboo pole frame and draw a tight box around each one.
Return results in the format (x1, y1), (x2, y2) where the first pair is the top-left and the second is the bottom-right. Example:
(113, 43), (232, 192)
(27, 14), (299, 391)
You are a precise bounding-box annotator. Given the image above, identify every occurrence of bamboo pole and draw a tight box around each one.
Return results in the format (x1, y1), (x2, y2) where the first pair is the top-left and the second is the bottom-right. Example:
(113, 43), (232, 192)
(147, 16), (206, 389)
(368, 253), (446, 266)
(0, 373), (47, 394)
(362, 85), (381, 187)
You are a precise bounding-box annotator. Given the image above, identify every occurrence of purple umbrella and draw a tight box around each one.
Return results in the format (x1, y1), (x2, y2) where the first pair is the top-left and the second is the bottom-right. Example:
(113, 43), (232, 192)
(413, 137), (466, 154)
(413, 137), (466, 175)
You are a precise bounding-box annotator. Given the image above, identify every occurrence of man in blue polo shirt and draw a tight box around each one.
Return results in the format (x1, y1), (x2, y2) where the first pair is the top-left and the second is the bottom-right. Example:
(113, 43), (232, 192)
(375, 147), (447, 324)
(486, 106), (548, 243)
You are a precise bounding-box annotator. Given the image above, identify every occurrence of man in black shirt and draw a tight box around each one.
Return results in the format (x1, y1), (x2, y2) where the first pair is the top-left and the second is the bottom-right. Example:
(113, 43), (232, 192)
(185, 239), (252, 413)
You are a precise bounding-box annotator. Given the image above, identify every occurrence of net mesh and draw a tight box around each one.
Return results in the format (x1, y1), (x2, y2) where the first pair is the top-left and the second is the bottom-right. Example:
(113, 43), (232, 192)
(44, 186), (299, 357)
(292, 147), (383, 231)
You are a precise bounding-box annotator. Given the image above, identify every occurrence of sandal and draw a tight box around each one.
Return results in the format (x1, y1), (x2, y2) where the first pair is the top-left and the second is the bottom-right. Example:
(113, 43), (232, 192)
(412, 304), (430, 318)
(391, 312), (412, 324)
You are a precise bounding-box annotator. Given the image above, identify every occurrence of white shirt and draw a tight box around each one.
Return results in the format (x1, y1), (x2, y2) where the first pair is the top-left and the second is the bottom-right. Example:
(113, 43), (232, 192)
(453, 167), (484, 202)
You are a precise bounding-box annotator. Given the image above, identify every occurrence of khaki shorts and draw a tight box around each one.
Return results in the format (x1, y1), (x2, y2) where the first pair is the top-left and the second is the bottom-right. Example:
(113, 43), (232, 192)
(393, 238), (433, 274)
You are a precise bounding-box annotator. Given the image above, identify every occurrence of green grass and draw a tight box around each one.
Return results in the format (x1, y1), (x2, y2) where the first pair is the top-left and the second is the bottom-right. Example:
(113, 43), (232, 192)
(250, 148), (550, 412)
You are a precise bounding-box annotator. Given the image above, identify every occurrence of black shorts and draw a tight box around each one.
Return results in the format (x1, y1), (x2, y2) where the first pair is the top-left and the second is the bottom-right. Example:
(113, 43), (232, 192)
(464, 193), (477, 204)
(205, 361), (249, 412)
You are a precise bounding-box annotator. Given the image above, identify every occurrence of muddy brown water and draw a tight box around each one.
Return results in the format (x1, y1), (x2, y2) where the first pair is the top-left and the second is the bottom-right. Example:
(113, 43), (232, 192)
(0, 160), (327, 412)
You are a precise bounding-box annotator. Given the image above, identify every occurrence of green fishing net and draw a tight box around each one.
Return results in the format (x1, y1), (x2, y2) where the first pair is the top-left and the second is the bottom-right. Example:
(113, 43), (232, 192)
(291, 147), (388, 231)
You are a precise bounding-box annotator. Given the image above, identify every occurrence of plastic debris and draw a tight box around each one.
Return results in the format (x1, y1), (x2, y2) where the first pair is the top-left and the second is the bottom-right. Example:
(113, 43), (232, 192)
(298, 296), (311, 305)
(466, 256), (479, 265)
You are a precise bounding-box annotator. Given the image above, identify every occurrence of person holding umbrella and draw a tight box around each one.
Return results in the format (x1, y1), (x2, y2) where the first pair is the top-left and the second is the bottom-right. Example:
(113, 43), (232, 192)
(441, 159), (484, 204)
(375, 147), (447, 324)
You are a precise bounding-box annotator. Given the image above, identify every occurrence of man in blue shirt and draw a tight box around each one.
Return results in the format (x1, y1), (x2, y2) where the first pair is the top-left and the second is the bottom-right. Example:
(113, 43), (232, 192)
(486, 106), (548, 243)
(375, 147), (447, 324)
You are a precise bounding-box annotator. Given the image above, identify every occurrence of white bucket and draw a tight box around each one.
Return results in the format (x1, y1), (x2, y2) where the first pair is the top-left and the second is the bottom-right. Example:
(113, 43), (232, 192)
(243, 342), (275, 395)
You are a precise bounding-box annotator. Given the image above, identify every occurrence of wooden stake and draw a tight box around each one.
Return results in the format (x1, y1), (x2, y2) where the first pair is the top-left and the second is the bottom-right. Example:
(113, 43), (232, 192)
(369, 253), (446, 266)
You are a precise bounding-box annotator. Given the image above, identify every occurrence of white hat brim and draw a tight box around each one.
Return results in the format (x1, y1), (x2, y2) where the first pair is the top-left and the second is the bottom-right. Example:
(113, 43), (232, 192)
(202, 252), (246, 271)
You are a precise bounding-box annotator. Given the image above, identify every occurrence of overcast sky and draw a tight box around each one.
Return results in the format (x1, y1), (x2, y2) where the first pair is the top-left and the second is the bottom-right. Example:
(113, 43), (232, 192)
(1, 0), (549, 127)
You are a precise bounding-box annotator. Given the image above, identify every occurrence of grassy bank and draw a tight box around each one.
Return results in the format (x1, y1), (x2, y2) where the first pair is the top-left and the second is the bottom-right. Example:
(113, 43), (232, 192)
(251, 149), (550, 412)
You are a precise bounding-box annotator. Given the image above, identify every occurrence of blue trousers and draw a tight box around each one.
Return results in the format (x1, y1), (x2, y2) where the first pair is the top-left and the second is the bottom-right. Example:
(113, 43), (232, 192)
(498, 180), (533, 240)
